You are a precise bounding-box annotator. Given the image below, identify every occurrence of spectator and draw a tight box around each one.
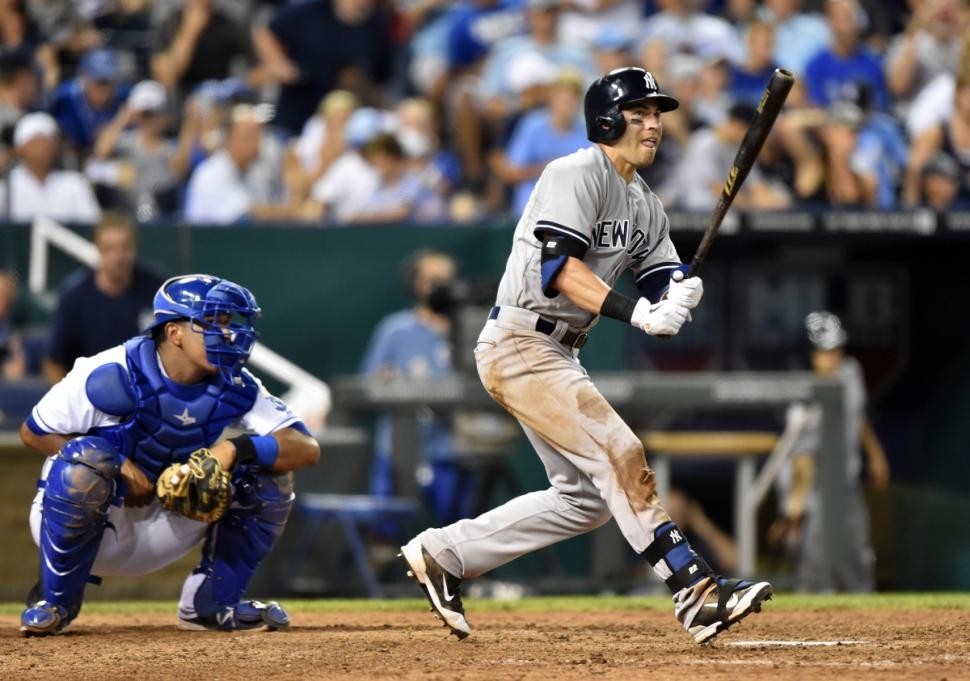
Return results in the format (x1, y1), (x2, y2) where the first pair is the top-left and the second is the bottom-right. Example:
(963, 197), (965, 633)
(151, 0), (254, 97)
(439, 0), (527, 187)
(638, 0), (743, 66)
(804, 0), (890, 110)
(480, 0), (595, 108)
(820, 96), (907, 209)
(885, 0), (965, 117)
(591, 27), (636, 77)
(0, 0), (43, 53)
(664, 102), (791, 210)
(904, 74), (970, 205)
(0, 49), (39, 164)
(499, 69), (587, 215)
(352, 132), (446, 223)
(770, 311), (889, 593)
(50, 48), (128, 152)
(43, 212), (162, 384)
(288, 89), (360, 202)
(729, 22), (779, 107)
(396, 96), (460, 202)
(919, 151), (964, 210)
(755, 0), (831, 76)
(304, 106), (383, 225)
(361, 250), (476, 530)
(0, 268), (26, 380)
(89, 80), (194, 219)
(254, 0), (393, 137)
(0, 112), (101, 223)
(184, 104), (297, 224)
(558, 0), (642, 47)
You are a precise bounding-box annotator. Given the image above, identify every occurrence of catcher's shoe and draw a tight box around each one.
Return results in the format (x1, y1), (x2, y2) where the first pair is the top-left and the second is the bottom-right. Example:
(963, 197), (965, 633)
(399, 537), (471, 640)
(177, 600), (290, 632)
(674, 575), (773, 644)
(20, 601), (69, 637)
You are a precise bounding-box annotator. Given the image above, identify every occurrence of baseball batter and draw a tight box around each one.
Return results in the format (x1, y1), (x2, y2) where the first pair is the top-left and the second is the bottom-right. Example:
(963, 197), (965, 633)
(18, 274), (320, 636)
(400, 68), (773, 644)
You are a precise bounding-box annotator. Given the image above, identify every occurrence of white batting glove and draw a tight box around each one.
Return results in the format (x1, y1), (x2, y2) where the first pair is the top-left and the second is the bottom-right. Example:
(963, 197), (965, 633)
(666, 270), (704, 309)
(631, 297), (690, 336)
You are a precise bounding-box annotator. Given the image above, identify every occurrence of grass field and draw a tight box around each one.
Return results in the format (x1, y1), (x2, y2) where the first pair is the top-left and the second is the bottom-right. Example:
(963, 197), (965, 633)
(2, 591), (969, 616)
(2, 593), (969, 680)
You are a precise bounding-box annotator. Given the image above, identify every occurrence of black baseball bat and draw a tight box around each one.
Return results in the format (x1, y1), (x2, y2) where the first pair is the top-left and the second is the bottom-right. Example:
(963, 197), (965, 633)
(686, 69), (795, 277)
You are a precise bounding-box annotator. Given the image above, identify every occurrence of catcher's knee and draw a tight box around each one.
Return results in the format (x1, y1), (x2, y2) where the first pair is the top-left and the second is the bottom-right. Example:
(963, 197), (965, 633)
(46, 436), (120, 511)
(229, 468), (294, 536)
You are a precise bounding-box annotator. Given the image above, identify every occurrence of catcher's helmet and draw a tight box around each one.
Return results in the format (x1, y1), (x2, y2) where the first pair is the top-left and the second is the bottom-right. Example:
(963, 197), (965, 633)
(148, 274), (261, 377)
(585, 67), (679, 144)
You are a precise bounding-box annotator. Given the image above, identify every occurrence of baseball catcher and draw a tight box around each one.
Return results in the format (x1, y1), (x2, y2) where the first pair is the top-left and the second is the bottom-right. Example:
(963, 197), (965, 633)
(399, 68), (772, 644)
(19, 274), (320, 636)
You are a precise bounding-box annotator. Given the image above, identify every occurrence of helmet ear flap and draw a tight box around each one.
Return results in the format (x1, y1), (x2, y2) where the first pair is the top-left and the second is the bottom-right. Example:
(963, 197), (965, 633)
(596, 110), (625, 143)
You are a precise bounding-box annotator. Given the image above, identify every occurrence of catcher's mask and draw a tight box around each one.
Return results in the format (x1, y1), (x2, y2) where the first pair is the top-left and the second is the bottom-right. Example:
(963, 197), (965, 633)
(148, 274), (261, 379)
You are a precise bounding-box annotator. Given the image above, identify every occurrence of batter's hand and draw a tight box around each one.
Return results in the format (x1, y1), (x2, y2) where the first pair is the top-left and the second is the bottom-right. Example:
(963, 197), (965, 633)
(631, 298), (690, 336)
(667, 270), (704, 309)
(121, 458), (154, 507)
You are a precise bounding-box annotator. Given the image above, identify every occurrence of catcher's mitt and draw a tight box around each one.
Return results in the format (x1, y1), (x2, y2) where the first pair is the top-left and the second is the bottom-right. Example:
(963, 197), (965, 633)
(156, 449), (231, 523)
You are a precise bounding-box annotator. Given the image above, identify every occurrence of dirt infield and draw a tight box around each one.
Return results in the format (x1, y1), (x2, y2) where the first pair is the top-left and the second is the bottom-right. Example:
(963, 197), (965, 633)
(1, 605), (968, 680)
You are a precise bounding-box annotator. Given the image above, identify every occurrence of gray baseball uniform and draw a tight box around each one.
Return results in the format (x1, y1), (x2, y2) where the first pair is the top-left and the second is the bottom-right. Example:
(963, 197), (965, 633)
(784, 357), (875, 592)
(418, 145), (684, 579)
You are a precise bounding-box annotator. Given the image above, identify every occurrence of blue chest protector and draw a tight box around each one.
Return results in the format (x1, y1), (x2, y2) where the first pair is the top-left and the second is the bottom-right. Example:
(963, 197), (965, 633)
(86, 337), (259, 480)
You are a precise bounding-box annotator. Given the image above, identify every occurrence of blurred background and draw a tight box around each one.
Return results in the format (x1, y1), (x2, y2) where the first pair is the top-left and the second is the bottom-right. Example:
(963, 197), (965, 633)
(1, 0), (969, 601)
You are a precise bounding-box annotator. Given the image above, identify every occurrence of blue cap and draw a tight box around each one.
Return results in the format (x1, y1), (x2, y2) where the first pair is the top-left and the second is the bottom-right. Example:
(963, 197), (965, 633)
(80, 48), (121, 81)
(345, 107), (386, 147)
(592, 27), (633, 52)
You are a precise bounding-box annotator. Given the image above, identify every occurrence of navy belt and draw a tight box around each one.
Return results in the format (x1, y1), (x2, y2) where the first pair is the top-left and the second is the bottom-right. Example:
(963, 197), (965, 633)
(489, 306), (589, 350)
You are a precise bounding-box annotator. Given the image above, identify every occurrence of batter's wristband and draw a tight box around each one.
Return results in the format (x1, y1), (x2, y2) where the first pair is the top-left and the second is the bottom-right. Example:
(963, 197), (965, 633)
(600, 288), (638, 324)
(228, 434), (279, 469)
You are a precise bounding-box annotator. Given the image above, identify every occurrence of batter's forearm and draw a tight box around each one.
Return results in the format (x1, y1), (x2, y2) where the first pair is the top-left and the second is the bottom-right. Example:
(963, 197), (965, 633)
(552, 256), (611, 314)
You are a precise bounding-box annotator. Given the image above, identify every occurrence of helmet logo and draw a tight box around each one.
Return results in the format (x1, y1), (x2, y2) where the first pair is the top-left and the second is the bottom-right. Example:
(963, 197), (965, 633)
(643, 71), (657, 92)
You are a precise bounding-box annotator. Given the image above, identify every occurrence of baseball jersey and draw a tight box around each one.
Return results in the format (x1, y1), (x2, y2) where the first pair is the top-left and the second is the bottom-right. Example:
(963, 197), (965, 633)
(29, 345), (301, 439)
(494, 144), (680, 329)
(787, 356), (867, 481)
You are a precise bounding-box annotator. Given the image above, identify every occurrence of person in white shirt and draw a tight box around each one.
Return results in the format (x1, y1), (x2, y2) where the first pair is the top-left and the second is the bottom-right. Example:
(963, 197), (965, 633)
(0, 112), (101, 223)
(184, 105), (298, 224)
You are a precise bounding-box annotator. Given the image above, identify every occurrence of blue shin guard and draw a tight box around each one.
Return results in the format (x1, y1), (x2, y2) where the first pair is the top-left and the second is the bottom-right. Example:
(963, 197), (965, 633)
(179, 467), (294, 629)
(641, 522), (713, 593)
(30, 437), (120, 625)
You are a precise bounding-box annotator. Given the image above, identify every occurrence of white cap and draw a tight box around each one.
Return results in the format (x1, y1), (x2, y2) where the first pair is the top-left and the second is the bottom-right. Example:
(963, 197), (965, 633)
(14, 112), (58, 148)
(507, 52), (557, 94)
(805, 311), (847, 350)
(128, 80), (167, 112)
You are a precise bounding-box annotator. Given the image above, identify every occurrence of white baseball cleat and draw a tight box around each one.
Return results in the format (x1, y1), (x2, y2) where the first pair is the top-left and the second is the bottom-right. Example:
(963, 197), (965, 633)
(399, 537), (471, 640)
(674, 576), (773, 644)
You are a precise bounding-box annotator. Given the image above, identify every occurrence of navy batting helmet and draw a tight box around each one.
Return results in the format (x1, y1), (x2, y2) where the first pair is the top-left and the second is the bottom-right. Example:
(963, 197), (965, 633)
(584, 67), (679, 144)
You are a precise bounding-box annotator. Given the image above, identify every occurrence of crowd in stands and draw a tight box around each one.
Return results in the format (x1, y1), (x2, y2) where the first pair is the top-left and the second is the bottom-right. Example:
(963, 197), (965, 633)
(0, 0), (966, 227)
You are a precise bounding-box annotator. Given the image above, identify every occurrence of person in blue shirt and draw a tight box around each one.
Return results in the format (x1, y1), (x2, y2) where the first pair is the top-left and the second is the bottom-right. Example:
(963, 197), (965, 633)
(804, 0), (890, 110)
(50, 48), (129, 152)
(729, 22), (779, 107)
(502, 68), (588, 215)
(360, 250), (475, 532)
